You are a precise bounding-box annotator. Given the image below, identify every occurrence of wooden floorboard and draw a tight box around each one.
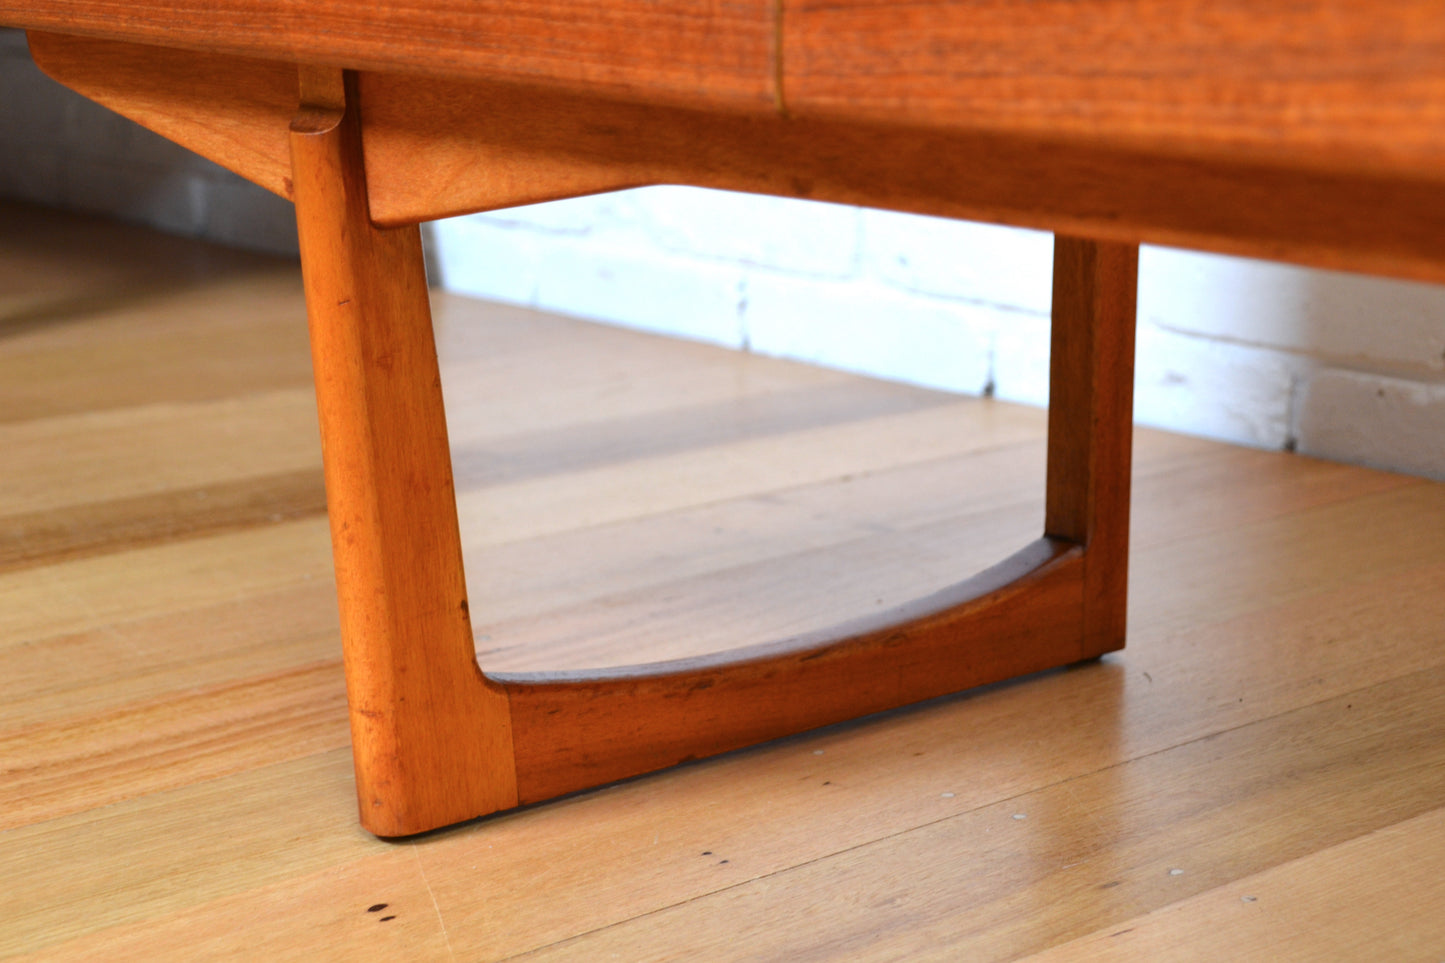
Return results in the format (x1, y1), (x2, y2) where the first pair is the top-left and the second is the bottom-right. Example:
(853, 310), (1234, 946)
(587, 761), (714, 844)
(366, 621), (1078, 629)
(3, 200), (1443, 960)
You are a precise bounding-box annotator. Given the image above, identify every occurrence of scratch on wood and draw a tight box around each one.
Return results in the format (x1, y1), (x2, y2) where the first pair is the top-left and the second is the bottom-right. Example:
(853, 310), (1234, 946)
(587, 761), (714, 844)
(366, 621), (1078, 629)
(414, 843), (457, 960)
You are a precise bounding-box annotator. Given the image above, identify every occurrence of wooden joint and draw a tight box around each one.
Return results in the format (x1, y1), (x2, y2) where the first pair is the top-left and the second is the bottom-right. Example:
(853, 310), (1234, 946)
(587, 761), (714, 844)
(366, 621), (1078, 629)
(298, 64), (346, 112)
(291, 66), (348, 138)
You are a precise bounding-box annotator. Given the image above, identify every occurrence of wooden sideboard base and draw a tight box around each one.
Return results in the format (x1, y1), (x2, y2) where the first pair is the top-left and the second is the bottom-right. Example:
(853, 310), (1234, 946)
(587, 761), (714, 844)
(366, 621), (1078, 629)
(287, 74), (1138, 836)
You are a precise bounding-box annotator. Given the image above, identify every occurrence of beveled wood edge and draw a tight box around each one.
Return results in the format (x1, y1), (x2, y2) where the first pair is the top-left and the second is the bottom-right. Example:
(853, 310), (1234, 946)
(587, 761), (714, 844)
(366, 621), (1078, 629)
(493, 537), (1094, 805)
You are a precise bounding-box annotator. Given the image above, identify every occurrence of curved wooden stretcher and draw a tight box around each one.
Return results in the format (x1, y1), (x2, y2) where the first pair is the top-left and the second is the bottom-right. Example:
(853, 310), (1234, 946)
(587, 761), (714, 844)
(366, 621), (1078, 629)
(10, 0), (1445, 835)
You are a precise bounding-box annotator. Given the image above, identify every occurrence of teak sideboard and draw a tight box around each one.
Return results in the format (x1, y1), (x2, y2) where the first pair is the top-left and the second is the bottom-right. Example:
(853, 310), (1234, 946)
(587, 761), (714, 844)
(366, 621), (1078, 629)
(2, 0), (1442, 836)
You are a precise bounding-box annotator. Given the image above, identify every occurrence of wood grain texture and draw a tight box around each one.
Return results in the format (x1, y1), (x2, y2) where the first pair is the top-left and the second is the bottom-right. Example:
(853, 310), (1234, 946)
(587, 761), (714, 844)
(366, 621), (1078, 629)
(0, 662), (348, 831)
(5, 208), (1445, 957)
(26, 32), (297, 198)
(516, 666), (1445, 961)
(12, 0), (1445, 178)
(289, 75), (517, 835)
(6, 0), (776, 111)
(784, 0), (1445, 182)
(1029, 807), (1445, 961)
(0, 469), (324, 571)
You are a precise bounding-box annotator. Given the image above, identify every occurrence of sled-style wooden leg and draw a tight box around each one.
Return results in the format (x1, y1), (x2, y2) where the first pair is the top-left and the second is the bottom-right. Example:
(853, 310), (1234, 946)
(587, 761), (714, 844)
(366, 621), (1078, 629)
(292, 72), (1138, 837)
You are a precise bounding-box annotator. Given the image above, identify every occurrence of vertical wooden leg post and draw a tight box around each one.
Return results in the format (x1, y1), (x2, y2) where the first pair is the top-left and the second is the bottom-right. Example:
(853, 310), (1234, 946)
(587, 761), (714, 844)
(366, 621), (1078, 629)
(289, 70), (517, 836)
(1046, 237), (1139, 658)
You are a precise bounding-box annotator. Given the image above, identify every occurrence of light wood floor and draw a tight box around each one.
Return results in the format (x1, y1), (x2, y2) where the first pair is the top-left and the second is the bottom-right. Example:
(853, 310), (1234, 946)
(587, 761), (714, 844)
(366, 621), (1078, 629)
(4, 200), (1444, 961)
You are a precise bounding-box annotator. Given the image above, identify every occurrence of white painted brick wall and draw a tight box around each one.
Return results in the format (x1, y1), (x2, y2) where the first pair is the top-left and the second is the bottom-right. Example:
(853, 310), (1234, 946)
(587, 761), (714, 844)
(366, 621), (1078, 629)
(434, 190), (1445, 479)
(743, 272), (996, 394)
(1297, 371), (1445, 480)
(429, 196), (751, 346)
(5, 28), (1444, 480)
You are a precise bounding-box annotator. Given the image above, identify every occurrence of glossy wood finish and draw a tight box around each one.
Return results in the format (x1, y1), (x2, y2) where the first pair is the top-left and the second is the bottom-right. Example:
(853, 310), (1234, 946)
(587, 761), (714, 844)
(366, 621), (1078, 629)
(6, 210), (1444, 956)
